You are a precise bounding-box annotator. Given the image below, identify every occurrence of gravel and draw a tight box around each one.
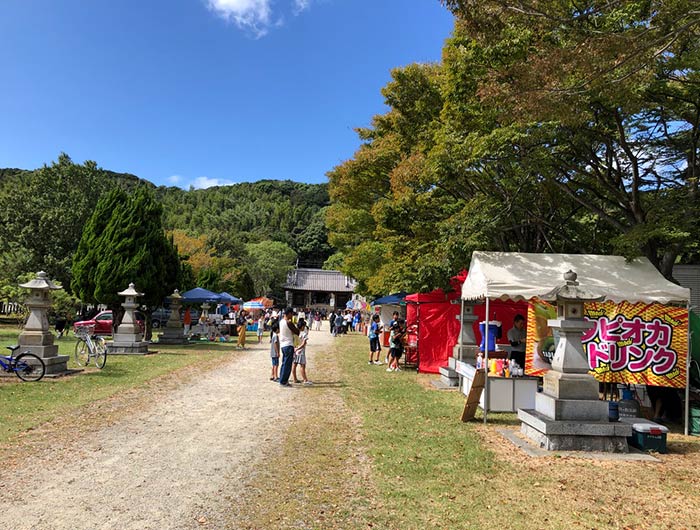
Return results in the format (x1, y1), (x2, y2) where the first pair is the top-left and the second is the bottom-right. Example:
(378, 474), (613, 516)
(0, 331), (331, 530)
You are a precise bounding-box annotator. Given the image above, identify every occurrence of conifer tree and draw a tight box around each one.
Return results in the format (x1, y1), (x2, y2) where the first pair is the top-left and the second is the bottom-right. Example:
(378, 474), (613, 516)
(72, 186), (181, 332)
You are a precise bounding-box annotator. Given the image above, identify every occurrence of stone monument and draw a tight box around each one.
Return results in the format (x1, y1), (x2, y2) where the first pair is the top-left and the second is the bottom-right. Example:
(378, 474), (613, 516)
(108, 283), (149, 354)
(454, 301), (480, 363)
(158, 289), (186, 345)
(17, 271), (70, 375)
(435, 302), (480, 389)
(518, 270), (632, 452)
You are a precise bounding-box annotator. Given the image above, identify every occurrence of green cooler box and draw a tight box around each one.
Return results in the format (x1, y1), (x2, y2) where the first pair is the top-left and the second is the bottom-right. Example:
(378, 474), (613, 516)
(691, 405), (700, 436)
(620, 418), (668, 453)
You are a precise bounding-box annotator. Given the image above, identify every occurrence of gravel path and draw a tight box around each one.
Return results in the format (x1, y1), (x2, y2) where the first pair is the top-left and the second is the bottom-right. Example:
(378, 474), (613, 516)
(1, 327), (333, 530)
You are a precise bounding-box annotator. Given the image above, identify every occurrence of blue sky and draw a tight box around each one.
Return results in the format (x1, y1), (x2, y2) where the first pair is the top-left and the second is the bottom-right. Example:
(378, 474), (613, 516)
(0, 1), (454, 189)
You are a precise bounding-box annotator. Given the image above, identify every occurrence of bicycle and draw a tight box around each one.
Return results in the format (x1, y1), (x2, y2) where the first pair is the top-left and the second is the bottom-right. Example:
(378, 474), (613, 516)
(74, 325), (107, 369)
(1, 345), (46, 382)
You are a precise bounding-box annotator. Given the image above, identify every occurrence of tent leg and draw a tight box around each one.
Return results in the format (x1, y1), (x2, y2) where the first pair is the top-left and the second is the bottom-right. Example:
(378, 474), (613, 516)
(484, 297), (490, 424)
(685, 302), (691, 436)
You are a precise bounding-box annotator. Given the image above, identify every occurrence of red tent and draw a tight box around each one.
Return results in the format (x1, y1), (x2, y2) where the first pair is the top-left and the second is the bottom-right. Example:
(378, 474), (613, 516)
(406, 272), (528, 373)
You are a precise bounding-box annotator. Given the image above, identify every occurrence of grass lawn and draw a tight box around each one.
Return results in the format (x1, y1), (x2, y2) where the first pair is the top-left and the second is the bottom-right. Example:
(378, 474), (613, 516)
(0, 324), (239, 444)
(337, 335), (700, 529)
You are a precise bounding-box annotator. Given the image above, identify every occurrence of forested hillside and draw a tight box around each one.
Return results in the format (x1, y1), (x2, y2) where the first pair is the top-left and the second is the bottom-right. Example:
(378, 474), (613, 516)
(0, 154), (331, 304)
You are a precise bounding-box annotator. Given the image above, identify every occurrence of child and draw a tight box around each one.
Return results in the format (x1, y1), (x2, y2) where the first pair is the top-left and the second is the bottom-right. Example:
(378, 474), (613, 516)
(292, 321), (312, 385)
(368, 314), (383, 364)
(269, 321), (280, 381)
(387, 320), (406, 372)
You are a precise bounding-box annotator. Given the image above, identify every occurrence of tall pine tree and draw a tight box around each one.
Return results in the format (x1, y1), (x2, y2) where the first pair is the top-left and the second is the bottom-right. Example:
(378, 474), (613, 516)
(72, 186), (181, 333)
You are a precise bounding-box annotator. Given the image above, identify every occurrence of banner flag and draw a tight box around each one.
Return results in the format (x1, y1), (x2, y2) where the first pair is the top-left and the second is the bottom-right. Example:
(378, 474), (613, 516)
(526, 299), (688, 388)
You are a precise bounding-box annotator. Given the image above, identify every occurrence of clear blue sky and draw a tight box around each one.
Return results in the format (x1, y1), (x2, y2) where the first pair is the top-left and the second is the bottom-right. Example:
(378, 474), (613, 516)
(0, 0), (454, 189)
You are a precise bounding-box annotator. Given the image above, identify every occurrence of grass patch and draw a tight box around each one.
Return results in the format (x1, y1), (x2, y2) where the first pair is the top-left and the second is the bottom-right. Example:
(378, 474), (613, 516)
(0, 324), (235, 444)
(338, 336), (501, 529)
(338, 335), (700, 530)
(229, 333), (375, 530)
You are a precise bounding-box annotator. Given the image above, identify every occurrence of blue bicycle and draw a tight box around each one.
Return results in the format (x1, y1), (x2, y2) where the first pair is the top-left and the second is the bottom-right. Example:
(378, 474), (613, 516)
(1, 345), (46, 382)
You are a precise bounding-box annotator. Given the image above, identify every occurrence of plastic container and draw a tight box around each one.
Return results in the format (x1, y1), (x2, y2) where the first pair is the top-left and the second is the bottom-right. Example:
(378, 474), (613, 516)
(626, 421), (669, 453)
(690, 405), (700, 437)
(617, 388), (640, 419)
(478, 321), (501, 352)
(608, 401), (619, 422)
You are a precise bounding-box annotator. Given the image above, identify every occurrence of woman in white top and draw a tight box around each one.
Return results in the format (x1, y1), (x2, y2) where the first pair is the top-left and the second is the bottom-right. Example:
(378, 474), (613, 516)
(292, 321), (312, 385)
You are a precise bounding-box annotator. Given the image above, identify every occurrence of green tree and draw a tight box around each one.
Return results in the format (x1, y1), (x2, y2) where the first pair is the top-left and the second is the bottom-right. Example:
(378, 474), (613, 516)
(71, 187), (181, 332)
(0, 154), (110, 287)
(244, 240), (298, 299)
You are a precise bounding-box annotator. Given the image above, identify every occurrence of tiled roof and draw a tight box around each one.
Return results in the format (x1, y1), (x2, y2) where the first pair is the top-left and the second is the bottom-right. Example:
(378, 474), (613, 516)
(283, 268), (357, 293)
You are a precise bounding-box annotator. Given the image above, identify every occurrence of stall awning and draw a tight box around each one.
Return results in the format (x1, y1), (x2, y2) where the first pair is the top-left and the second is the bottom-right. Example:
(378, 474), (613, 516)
(370, 292), (408, 306)
(461, 251), (690, 304)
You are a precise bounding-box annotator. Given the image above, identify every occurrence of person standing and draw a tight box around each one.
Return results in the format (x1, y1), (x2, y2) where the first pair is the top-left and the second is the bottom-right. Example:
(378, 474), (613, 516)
(507, 314), (527, 368)
(257, 313), (265, 343)
(278, 308), (300, 386)
(236, 310), (248, 349)
(269, 321), (280, 381)
(334, 312), (344, 337)
(183, 307), (192, 336)
(387, 319), (406, 372)
(328, 310), (336, 335)
(292, 321), (312, 385)
(368, 313), (382, 364)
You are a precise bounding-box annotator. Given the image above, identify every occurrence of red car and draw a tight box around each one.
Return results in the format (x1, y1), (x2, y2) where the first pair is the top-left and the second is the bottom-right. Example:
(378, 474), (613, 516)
(73, 310), (146, 336)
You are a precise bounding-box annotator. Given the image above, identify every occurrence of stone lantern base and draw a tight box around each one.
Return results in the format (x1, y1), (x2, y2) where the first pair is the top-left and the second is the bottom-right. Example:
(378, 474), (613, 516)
(108, 331), (150, 354)
(158, 326), (187, 345)
(519, 371), (632, 452)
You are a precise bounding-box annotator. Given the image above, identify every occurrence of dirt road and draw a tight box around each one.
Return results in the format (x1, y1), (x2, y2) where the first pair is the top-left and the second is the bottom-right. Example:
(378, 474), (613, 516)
(1, 327), (335, 530)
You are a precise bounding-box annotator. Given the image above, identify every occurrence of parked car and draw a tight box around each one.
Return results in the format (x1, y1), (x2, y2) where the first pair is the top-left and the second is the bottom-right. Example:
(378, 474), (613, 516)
(151, 308), (171, 329)
(73, 310), (146, 336)
(150, 307), (201, 328)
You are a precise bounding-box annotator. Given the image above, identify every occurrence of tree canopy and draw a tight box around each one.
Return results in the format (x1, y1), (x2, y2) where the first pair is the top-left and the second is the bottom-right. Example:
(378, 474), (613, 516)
(71, 187), (181, 310)
(327, 1), (700, 296)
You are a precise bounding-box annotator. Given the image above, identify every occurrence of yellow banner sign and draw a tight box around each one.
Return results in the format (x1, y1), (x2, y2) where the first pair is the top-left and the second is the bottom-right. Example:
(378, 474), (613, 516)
(526, 300), (688, 388)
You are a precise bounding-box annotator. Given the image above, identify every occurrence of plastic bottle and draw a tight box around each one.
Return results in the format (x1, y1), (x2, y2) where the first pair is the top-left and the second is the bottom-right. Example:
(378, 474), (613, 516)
(476, 352), (483, 369)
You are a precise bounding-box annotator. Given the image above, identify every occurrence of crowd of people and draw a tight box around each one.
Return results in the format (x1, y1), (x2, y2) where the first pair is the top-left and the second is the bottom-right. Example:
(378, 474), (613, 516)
(176, 303), (412, 386)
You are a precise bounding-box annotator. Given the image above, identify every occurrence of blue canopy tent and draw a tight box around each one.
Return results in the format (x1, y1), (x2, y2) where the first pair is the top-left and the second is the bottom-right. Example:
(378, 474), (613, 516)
(180, 287), (222, 303)
(218, 292), (243, 304)
(370, 292), (408, 306)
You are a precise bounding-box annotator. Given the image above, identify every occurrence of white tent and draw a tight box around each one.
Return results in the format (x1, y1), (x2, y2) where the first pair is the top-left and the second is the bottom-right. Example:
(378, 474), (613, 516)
(461, 251), (689, 304)
(460, 251), (691, 431)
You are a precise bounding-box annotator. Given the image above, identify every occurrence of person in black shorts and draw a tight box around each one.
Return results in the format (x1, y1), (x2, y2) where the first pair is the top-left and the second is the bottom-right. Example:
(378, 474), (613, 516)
(387, 319), (406, 372)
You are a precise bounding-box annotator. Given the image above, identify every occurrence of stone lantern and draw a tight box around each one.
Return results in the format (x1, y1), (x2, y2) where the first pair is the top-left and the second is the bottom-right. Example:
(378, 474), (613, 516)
(17, 271), (69, 375)
(519, 270), (632, 452)
(454, 301), (480, 362)
(108, 283), (149, 354)
(158, 289), (186, 345)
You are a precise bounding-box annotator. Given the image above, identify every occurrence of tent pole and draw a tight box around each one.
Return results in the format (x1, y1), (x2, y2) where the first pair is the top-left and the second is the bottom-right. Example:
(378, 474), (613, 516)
(484, 296), (490, 424)
(685, 301), (691, 436)
(459, 299), (464, 356)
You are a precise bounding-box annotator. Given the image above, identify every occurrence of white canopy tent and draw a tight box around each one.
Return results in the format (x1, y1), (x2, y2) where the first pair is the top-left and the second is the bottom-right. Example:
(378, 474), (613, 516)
(460, 251), (691, 430)
(462, 251), (689, 304)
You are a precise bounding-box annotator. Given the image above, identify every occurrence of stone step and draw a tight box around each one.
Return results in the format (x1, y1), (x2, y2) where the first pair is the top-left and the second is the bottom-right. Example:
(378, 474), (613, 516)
(518, 408), (632, 452)
(535, 393), (609, 422)
(440, 374), (459, 386)
(439, 366), (457, 378)
(432, 379), (459, 390)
